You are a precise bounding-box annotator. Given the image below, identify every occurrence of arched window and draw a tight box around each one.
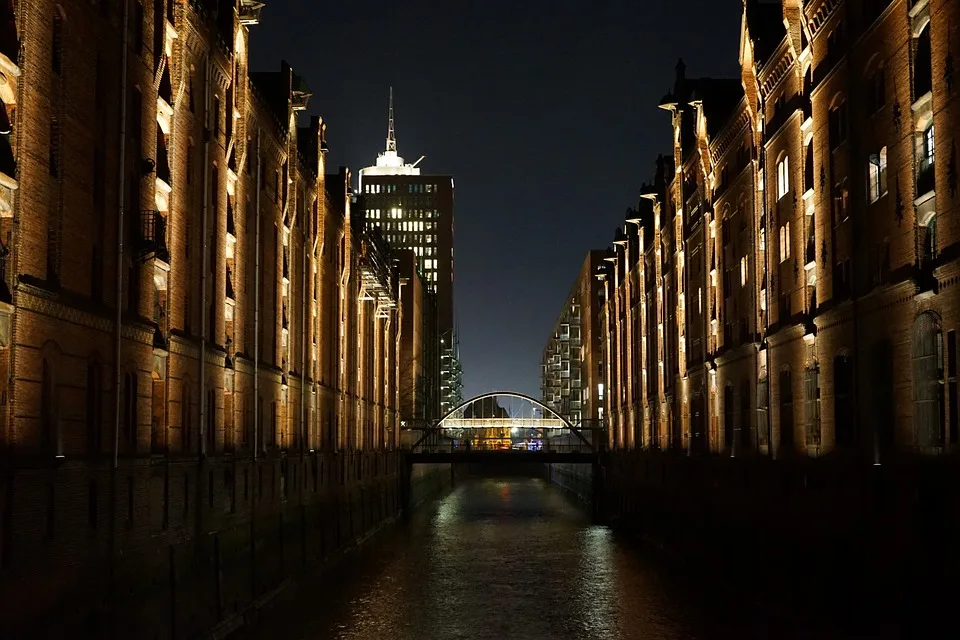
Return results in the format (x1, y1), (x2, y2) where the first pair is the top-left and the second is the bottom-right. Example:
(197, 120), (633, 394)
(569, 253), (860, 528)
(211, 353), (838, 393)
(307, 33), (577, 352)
(867, 64), (886, 114)
(913, 312), (944, 447)
(150, 371), (165, 454)
(914, 22), (932, 98)
(828, 99), (847, 149)
(804, 362), (821, 447)
(757, 376), (769, 446)
(804, 140), (814, 193)
(834, 353), (855, 449)
(779, 368), (794, 455)
(776, 156), (790, 200)
(41, 359), (60, 455)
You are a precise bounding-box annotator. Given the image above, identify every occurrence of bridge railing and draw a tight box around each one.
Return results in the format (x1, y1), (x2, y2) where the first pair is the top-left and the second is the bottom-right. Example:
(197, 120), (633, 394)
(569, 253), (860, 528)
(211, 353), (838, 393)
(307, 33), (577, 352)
(401, 425), (605, 456)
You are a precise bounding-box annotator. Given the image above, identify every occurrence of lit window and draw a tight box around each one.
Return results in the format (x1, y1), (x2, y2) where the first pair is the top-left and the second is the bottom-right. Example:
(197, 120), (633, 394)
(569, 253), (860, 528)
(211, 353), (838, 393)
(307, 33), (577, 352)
(867, 146), (888, 203)
(780, 222), (791, 263)
(777, 157), (790, 199)
(740, 256), (748, 286)
(922, 125), (935, 168)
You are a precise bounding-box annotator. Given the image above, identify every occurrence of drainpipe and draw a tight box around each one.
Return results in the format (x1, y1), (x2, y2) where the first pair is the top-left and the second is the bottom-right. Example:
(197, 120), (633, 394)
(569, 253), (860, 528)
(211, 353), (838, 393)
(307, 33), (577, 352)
(301, 224), (307, 456)
(199, 53), (211, 457)
(113, 0), (130, 471)
(253, 128), (261, 460)
(760, 118), (775, 458)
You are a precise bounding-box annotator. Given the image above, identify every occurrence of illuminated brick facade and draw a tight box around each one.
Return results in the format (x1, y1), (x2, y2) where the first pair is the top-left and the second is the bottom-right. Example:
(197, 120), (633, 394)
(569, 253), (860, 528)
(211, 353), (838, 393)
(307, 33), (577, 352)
(0, 2), (416, 635)
(599, 0), (960, 460)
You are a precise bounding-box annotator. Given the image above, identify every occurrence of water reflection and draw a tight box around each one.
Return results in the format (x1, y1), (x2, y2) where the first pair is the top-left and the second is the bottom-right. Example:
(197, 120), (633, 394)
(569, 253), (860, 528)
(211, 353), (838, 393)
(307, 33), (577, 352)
(244, 478), (705, 640)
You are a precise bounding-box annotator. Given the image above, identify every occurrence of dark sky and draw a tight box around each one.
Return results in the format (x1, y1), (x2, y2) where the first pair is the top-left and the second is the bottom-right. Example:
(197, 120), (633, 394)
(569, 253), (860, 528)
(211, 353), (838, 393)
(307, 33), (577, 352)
(251, 0), (741, 400)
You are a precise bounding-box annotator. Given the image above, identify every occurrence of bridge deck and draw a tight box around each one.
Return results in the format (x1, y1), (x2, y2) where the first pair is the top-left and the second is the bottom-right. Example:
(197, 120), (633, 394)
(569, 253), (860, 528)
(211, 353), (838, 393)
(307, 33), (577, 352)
(406, 450), (597, 465)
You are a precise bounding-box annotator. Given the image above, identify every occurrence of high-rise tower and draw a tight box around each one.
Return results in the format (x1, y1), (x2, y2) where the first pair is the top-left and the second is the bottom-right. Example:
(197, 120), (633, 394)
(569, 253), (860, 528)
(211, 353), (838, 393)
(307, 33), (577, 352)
(358, 90), (462, 418)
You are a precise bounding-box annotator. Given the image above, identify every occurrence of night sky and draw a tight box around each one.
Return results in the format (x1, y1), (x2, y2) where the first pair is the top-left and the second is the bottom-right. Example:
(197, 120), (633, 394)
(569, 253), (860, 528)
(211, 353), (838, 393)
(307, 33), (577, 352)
(250, 0), (741, 400)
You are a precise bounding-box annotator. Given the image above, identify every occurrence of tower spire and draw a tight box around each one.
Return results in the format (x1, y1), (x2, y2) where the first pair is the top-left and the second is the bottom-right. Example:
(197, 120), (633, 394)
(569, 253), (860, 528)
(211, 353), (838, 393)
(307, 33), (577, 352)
(386, 87), (397, 153)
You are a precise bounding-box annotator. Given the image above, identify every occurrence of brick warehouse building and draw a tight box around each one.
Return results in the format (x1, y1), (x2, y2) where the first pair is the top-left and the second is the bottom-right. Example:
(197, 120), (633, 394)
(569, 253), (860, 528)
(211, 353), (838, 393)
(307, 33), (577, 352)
(578, 0), (960, 615)
(0, 1), (440, 636)
(593, 0), (959, 461)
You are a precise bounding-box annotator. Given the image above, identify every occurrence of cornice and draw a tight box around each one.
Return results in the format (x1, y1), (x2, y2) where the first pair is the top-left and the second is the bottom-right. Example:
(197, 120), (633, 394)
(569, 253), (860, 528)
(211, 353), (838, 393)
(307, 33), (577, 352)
(760, 47), (797, 97)
(709, 106), (751, 167)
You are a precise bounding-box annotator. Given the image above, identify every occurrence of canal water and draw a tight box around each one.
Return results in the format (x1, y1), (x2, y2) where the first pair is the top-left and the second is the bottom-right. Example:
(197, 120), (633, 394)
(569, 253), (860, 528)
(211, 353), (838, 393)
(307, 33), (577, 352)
(239, 477), (873, 640)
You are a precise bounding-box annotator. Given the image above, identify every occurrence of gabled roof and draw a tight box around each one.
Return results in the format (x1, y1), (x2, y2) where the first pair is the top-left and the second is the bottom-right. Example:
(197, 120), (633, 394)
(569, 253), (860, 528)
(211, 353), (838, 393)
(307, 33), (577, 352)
(689, 79), (745, 138)
(744, 0), (785, 67)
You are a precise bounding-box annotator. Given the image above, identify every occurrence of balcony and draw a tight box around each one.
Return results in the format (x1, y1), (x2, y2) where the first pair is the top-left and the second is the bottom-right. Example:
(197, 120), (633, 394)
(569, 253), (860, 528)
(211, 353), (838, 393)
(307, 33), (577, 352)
(139, 210), (169, 264)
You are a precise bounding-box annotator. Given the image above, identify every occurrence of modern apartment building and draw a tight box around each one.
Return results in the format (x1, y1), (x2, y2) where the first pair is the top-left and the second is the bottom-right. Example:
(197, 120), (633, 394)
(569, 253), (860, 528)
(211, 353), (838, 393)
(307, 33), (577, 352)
(357, 92), (462, 415)
(597, 0), (960, 460)
(541, 250), (605, 428)
(0, 2), (430, 636)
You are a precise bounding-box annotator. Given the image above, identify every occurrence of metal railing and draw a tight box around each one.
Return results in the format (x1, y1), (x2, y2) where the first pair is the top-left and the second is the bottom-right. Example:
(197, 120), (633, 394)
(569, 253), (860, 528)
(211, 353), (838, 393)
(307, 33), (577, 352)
(139, 209), (169, 263)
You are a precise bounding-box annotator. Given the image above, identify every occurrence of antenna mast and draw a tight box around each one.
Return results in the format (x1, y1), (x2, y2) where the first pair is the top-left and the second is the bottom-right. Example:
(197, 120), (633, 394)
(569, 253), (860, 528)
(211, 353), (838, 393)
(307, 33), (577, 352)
(386, 87), (397, 152)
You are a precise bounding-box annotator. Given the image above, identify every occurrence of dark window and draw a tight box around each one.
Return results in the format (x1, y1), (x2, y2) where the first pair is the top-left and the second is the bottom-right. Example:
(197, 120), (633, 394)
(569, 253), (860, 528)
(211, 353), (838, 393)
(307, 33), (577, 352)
(213, 96), (221, 139)
(948, 331), (958, 444)
(779, 369), (794, 455)
(123, 371), (138, 443)
(828, 102), (847, 149)
(834, 354), (855, 448)
(913, 312), (944, 447)
(804, 364), (821, 446)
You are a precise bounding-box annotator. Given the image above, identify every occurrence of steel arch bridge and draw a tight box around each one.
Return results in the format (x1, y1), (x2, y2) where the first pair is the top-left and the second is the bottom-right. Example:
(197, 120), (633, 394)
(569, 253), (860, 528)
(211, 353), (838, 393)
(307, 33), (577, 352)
(404, 391), (602, 464)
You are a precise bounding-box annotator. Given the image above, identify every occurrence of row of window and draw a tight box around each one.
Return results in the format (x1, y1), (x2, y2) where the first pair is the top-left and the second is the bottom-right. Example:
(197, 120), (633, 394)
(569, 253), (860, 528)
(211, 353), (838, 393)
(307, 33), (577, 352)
(363, 183), (439, 194)
(367, 208), (439, 220)
(372, 220), (436, 232)
(383, 233), (437, 245)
